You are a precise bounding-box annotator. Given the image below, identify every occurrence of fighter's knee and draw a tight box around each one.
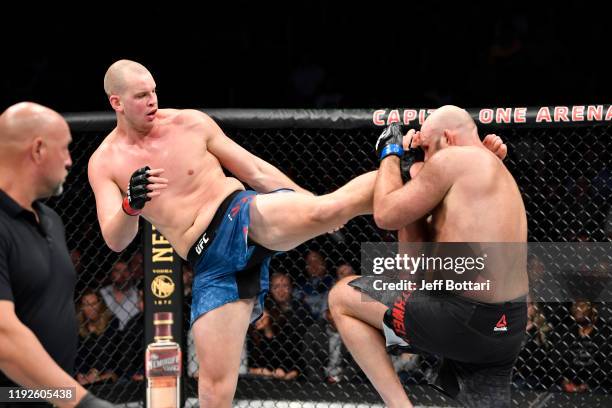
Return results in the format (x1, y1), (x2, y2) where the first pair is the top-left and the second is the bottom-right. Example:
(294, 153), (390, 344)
(198, 374), (235, 405)
(328, 275), (360, 316)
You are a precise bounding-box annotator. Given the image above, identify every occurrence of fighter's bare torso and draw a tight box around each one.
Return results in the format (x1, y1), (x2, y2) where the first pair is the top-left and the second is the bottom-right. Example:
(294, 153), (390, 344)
(405, 147), (529, 302)
(429, 147), (526, 243)
(91, 109), (243, 258)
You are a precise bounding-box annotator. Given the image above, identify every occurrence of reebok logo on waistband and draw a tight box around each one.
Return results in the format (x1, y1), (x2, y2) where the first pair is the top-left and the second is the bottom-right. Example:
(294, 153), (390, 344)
(493, 314), (508, 332)
(195, 233), (210, 255)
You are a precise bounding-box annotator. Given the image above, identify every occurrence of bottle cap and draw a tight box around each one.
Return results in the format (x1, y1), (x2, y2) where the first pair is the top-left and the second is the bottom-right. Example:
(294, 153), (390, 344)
(153, 312), (173, 340)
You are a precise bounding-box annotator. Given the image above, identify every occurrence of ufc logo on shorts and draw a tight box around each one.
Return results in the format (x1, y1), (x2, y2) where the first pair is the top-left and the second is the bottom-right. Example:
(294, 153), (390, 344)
(195, 233), (210, 255)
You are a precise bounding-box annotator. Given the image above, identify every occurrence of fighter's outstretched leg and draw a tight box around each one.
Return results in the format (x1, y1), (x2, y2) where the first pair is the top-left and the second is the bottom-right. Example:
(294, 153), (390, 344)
(249, 171), (376, 251)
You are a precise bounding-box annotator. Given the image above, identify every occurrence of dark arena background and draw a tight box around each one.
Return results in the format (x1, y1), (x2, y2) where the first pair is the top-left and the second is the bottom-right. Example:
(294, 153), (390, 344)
(1, 3), (611, 408)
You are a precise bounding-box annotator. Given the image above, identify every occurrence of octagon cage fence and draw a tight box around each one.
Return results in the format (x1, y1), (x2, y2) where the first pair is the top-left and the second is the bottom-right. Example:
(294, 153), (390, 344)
(51, 106), (612, 407)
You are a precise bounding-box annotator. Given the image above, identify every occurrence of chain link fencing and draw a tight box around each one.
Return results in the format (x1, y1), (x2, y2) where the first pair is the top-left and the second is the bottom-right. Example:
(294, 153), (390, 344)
(51, 109), (611, 407)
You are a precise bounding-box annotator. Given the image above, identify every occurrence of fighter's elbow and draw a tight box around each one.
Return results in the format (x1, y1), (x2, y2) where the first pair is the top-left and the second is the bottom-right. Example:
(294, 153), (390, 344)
(373, 197), (397, 230)
(99, 220), (136, 252)
(106, 241), (127, 253)
(374, 210), (397, 230)
(101, 232), (129, 253)
(104, 236), (129, 253)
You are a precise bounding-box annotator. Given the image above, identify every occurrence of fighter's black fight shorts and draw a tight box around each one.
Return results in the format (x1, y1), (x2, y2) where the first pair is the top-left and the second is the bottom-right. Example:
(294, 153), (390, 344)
(349, 276), (527, 408)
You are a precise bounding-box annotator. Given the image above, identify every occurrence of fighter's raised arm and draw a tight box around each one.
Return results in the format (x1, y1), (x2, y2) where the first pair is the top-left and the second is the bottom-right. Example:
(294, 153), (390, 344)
(183, 109), (312, 195)
(374, 148), (456, 230)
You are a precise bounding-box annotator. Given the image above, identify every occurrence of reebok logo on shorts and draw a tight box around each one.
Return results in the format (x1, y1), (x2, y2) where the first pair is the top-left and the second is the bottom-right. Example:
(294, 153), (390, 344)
(493, 314), (508, 332)
(390, 291), (412, 338)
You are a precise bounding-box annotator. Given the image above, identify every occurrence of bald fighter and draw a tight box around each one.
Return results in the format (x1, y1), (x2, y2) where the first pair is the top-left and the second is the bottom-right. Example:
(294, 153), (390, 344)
(0, 103), (112, 407)
(88, 60), (376, 408)
(329, 105), (528, 408)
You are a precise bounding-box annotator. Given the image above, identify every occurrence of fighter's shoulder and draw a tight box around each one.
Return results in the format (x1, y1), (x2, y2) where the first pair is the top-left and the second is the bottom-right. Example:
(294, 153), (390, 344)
(440, 146), (496, 167)
(89, 131), (118, 170)
(462, 146), (499, 168)
(424, 147), (462, 169)
(170, 109), (216, 129)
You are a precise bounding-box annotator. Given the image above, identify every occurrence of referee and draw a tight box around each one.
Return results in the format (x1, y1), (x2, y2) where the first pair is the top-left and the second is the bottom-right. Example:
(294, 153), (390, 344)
(0, 103), (112, 407)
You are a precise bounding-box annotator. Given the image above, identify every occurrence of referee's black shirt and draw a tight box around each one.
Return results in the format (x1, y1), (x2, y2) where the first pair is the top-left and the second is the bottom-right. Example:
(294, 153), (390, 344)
(0, 189), (77, 385)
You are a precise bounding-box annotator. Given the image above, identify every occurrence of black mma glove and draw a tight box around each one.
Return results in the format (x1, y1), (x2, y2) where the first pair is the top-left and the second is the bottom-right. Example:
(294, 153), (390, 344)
(75, 392), (115, 408)
(375, 122), (404, 161)
(400, 146), (425, 183)
(122, 166), (151, 216)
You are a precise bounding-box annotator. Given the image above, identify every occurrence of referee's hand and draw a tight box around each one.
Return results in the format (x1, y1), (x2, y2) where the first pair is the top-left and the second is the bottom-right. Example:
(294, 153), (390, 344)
(75, 392), (115, 408)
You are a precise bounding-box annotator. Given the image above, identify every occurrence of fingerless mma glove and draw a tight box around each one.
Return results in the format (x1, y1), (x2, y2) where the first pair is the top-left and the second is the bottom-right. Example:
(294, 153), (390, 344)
(375, 123), (404, 161)
(400, 146), (425, 183)
(122, 166), (151, 216)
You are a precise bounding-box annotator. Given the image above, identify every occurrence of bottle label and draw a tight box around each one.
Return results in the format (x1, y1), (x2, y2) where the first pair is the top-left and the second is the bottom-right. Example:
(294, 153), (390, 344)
(146, 349), (182, 377)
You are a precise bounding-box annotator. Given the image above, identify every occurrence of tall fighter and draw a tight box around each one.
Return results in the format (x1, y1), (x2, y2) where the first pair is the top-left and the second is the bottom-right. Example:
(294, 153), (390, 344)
(88, 60), (375, 408)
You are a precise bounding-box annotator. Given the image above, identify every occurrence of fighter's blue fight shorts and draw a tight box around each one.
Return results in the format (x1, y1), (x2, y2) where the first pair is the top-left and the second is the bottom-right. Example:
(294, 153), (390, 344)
(187, 189), (290, 326)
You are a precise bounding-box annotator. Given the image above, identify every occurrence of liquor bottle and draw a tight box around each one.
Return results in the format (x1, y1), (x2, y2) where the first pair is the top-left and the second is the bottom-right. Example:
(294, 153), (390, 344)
(146, 312), (182, 408)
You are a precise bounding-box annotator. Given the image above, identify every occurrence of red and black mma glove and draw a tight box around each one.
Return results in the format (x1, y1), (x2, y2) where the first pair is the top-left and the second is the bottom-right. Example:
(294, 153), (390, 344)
(122, 166), (152, 216)
(375, 122), (404, 162)
(400, 145), (424, 183)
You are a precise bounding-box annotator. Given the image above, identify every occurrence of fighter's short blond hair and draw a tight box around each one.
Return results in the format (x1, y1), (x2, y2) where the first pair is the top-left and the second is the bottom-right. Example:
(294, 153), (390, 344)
(103, 59), (150, 96)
